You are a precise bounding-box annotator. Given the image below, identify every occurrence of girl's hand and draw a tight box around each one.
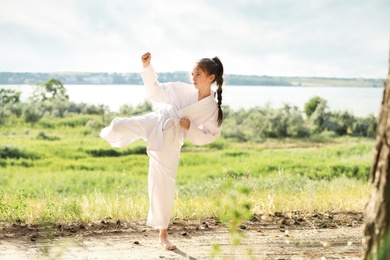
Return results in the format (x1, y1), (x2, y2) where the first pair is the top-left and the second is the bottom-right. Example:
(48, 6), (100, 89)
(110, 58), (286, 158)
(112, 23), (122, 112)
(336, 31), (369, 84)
(141, 52), (151, 68)
(180, 117), (191, 130)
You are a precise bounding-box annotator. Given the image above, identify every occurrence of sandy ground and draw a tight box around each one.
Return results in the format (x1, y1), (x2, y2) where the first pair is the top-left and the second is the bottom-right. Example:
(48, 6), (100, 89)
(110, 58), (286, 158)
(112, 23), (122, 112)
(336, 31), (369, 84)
(0, 212), (364, 260)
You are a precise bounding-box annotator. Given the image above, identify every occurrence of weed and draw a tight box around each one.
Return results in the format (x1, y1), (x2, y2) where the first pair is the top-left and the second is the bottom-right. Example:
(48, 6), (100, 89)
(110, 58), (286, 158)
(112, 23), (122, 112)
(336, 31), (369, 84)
(212, 180), (253, 257)
(62, 199), (82, 222)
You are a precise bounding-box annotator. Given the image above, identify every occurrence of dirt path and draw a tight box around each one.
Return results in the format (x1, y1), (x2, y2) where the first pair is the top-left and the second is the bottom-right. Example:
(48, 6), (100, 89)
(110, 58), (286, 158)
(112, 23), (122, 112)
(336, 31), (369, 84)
(0, 212), (364, 259)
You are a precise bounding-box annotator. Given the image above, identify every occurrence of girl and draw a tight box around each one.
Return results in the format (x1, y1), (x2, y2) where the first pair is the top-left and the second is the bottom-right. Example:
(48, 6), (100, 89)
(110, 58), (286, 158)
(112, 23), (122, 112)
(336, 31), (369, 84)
(100, 52), (224, 250)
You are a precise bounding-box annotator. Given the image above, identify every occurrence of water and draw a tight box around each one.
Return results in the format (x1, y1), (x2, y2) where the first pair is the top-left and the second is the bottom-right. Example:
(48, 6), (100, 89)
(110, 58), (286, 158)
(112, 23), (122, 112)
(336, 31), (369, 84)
(1, 84), (383, 117)
(224, 86), (383, 117)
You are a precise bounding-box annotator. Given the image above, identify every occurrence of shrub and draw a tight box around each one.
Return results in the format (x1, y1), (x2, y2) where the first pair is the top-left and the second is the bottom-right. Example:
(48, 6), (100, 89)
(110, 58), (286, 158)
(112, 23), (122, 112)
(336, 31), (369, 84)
(85, 119), (104, 130)
(352, 115), (378, 138)
(324, 111), (355, 136)
(23, 104), (43, 125)
(39, 116), (91, 128)
(81, 104), (104, 115)
(206, 140), (226, 150)
(0, 159), (6, 167)
(0, 145), (40, 159)
(118, 101), (153, 117)
(87, 146), (146, 157)
(36, 131), (60, 141)
(132, 101), (154, 116)
(87, 149), (121, 157)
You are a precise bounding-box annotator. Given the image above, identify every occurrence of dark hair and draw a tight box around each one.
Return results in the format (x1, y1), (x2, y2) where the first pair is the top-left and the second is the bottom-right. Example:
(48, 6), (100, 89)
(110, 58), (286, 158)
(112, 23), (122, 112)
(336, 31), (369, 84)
(196, 57), (224, 126)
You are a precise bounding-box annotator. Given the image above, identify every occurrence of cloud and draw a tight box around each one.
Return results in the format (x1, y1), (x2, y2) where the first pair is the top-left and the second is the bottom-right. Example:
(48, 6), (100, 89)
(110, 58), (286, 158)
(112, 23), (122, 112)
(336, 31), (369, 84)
(0, 0), (388, 77)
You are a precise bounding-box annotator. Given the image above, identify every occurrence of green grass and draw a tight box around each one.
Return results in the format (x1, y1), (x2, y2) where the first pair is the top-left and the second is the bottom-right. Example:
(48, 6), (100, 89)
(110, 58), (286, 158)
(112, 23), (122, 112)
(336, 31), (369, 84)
(0, 116), (374, 224)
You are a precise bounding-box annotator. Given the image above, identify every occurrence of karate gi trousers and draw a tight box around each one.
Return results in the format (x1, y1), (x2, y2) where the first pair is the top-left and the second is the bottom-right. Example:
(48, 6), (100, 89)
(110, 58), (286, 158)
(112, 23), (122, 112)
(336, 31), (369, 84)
(100, 112), (183, 229)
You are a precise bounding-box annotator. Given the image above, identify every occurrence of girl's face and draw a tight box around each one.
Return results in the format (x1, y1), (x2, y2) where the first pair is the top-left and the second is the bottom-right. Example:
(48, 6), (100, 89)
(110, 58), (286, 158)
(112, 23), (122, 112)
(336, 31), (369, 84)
(192, 66), (215, 90)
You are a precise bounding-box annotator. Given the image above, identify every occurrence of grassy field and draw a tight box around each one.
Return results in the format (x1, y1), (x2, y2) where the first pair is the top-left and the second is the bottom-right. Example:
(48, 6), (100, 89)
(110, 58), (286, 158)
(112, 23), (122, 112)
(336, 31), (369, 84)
(0, 116), (374, 224)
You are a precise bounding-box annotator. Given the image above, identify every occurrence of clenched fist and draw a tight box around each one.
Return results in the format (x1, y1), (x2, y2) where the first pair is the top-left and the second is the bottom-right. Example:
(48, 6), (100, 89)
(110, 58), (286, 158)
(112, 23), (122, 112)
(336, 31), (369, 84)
(180, 117), (191, 130)
(141, 52), (151, 68)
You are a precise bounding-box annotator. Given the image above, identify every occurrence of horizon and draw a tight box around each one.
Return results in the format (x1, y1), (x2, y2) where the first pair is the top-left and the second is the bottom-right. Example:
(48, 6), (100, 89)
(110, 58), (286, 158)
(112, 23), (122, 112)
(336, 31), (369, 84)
(0, 70), (385, 80)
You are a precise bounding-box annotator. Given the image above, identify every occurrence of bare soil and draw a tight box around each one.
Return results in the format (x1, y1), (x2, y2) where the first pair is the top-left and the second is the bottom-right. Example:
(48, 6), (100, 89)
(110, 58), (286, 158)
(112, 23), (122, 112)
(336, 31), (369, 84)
(0, 211), (364, 259)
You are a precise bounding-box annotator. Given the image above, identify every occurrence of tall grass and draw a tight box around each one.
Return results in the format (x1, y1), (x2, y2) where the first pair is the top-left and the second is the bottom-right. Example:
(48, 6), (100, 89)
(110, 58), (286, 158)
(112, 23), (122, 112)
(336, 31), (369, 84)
(0, 118), (374, 224)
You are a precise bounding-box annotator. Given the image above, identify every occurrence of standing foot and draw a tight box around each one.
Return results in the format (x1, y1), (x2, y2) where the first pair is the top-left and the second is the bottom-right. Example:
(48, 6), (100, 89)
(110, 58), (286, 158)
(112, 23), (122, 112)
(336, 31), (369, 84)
(160, 229), (176, 251)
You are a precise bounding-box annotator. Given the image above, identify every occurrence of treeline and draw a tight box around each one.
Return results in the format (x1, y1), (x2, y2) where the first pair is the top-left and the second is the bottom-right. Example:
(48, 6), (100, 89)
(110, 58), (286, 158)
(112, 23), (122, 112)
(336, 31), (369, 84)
(0, 79), (377, 140)
(0, 72), (145, 85)
(0, 72), (383, 87)
(222, 98), (377, 141)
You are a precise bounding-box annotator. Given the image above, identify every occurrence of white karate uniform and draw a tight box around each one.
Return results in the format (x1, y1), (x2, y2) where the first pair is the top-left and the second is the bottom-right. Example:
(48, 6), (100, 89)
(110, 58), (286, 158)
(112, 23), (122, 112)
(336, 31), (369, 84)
(100, 64), (222, 229)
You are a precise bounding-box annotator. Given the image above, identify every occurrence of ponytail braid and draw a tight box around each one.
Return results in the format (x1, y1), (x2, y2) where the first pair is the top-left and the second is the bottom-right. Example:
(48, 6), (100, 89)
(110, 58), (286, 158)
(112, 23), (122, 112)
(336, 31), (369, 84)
(216, 85), (223, 126)
(197, 56), (224, 126)
(212, 57), (224, 126)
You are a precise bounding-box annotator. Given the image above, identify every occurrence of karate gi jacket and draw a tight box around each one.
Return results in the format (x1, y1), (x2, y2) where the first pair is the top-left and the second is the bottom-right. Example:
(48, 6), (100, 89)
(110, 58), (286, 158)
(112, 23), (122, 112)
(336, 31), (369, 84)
(141, 64), (222, 151)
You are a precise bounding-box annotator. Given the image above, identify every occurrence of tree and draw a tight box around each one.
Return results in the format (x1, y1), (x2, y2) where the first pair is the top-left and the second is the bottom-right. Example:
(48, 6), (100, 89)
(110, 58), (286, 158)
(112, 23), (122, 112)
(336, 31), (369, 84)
(362, 45), (390, 259)
(307, 99), (328, 133)
(30, 78), (69, 102)
(304, 96), (327, 118)
(0, 88), (22, 122)
(0, 88), (21, 106)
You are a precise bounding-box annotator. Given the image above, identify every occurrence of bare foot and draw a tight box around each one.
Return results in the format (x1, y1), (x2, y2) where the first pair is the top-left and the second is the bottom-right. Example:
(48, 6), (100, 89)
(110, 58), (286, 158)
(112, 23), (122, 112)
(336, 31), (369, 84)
(160, 229), (176, 251)
(160, 236), (176, 250)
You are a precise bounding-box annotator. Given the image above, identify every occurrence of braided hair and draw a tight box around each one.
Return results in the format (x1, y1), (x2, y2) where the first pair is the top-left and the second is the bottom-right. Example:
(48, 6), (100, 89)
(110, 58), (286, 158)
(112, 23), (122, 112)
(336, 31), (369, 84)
(196, 57), (224, 126)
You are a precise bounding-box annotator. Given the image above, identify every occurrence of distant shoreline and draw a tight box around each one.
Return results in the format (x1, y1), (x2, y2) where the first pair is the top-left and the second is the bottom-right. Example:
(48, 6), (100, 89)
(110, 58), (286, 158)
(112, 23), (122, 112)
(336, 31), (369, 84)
(0, 72), (384, 88)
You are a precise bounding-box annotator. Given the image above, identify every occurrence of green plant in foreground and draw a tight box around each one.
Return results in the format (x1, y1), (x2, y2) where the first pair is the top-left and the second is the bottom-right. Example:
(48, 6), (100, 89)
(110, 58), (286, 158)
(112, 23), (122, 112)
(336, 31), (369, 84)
(0, 188), (28, 222)
(211, 180), (254, 258)
(0, 190), (7, 217)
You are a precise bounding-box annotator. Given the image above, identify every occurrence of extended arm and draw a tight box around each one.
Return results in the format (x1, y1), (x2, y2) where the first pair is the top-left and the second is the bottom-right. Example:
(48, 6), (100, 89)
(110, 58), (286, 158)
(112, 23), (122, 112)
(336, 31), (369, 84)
(140, 52), (171, 103)
(140, 52), (195, 107)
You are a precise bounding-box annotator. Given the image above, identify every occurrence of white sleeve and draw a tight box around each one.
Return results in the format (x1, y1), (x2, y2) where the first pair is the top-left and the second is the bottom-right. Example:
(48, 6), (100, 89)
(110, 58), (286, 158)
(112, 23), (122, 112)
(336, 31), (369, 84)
(140, 64), (171, 103)
(140, 64), (195, 106)
(185, 119), (222, 146)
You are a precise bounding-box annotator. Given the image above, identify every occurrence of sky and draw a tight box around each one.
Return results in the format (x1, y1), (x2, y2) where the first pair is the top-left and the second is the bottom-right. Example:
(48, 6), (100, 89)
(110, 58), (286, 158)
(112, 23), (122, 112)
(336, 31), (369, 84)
(0, 0), (389, 78)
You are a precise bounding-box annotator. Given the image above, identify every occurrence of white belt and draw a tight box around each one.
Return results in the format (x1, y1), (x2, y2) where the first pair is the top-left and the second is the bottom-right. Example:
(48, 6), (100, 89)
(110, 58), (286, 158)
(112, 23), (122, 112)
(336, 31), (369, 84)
(163, 107), (183, 146)
(163, 118), (183, 146)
